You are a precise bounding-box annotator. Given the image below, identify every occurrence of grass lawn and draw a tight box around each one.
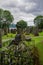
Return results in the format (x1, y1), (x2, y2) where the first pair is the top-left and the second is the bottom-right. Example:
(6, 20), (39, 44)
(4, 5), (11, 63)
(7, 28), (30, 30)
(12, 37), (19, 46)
(32, 36), (43, 65)
(32, 36), (43, 44)
(25, 32), (43, 65)
(32, 32), (43, 65)
(36, 42), (43, 65)
(39, 32), (43, 36)
(26, 37), (43, 65)
(2, 33), (16, 40)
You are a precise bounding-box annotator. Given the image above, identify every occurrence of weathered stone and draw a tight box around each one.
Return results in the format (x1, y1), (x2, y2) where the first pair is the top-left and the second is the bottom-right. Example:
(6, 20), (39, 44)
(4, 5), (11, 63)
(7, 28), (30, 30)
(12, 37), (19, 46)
(34, 32), (39, 36)
(25, 36), (31, 41)
(8, 34), (22, 47)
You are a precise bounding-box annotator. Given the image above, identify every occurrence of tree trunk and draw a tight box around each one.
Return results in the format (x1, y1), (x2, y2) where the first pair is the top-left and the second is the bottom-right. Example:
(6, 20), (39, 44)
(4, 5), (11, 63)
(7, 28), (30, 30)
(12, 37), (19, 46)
(0, 29), (2, 48)
(8, 27), (10, 33)
(4, 27), (8, 35)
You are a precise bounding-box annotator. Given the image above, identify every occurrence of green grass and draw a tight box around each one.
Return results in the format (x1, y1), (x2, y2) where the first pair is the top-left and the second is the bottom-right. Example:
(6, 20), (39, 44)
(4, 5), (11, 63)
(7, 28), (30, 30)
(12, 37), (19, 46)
(2, 33), (16, 47)
(39, 32), (43, 36)
(26, 39), (43, 65)
(2, 33), (16, 39)
(32, 36), (43, 65)
(25, 33), (34, 37)
(32, 36), (43, 43)
(3, 40), (11, 47)
(36, 42), (43, 65)
(25, 32), (43, 65)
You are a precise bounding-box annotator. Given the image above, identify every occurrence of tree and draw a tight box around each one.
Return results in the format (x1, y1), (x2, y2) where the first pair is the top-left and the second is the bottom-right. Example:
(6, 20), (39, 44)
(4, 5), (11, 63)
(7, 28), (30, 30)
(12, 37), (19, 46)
(34, 15), (43, 30)
(16, 20), (27, 33)
(0, 8), (14, 47)
(0, 9), (3, 48)
(2, 10), (14, 35)
(16, 20), (27, 41)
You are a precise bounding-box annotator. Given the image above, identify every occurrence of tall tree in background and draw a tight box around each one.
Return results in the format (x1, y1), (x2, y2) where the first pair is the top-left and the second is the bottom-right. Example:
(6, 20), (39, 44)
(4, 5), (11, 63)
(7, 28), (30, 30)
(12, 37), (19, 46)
(16, 20), (27, 41)
(0, 9), (3, 47)
(2, 10), (14, 35)
(0, 8), (14, 47)
(34, 15), (43, 30)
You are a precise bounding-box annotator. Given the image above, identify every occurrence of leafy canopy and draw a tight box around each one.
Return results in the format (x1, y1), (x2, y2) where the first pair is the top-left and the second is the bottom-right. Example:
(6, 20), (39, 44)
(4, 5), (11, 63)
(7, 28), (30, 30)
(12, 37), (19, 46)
(16, 20), (27, 30)
(0, 9), (14, 28)
(34, 15), (43, 29)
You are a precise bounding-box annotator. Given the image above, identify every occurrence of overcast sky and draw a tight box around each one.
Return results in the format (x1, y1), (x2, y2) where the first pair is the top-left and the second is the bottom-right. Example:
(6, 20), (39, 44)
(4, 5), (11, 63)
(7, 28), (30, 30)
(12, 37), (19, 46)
(0, 0), (43, 26)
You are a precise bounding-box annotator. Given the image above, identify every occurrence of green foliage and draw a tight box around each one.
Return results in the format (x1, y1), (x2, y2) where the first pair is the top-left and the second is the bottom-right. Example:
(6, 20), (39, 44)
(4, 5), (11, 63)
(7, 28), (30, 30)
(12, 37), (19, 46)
(0, 9), (4, 47)
(0, 9), (14, 28)
(0, 8), (14, 35)
(2, 10), (14, 27)
(0, 42), (40, 65)
(0, 9), (3, 28)
(34, 15), (43, 29)
(1, 32), (43, 65)
(16, 20), (27, 30)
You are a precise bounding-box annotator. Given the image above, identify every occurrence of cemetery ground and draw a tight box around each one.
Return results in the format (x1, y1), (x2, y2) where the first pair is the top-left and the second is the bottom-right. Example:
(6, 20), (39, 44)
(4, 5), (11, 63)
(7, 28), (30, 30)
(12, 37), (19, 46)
(0, 32), (43, 65)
